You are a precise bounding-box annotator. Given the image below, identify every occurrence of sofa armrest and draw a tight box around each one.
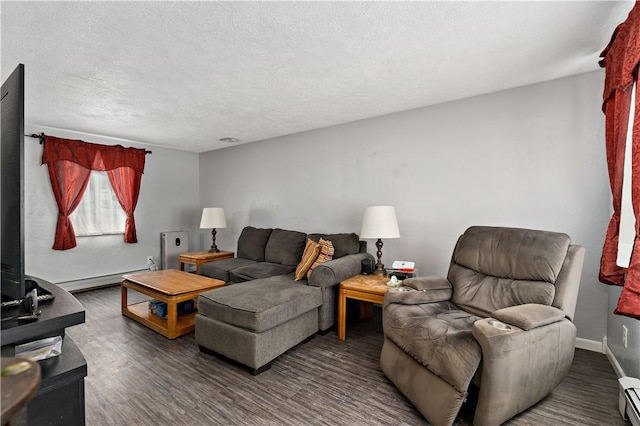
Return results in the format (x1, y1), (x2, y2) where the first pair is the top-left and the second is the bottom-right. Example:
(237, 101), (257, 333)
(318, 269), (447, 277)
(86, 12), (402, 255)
(308, 253), (373, 289)
(384, 277), (453, 306)
(492, 304), (566, 331)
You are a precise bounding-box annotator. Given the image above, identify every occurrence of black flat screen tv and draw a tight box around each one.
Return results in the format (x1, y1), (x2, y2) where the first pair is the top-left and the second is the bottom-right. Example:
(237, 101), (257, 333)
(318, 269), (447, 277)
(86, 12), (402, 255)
(1, 64), (27, 301)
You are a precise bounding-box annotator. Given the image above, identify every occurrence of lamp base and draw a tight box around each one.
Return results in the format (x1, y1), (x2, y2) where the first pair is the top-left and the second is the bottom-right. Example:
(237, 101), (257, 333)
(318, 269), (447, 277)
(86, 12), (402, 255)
(208, 228), (220, 253)
(373, 238), (386, 276)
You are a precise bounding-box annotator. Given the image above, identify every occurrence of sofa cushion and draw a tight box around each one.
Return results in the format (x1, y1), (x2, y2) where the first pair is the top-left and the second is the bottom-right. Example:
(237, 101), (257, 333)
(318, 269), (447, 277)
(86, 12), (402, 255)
(307, 238), (334, 278)
(308, 233), (360, 259)
(199, 258), (258, 282)
(237, 226), (273, 262)
(229, 263), (296, 283)
(264, 228), (307, 266)
(198, 276), (322, 332)
(295, 239), (322, 280)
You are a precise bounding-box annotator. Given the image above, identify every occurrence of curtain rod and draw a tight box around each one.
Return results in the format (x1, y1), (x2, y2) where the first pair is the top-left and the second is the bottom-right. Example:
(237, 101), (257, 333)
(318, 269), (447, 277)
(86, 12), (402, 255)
(24, 132), (152, 154)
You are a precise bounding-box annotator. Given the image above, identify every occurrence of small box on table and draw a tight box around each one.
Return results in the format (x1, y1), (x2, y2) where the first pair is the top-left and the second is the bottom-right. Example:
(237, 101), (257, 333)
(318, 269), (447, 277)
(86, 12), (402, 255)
(148, 299), (196, 318)
(387, 268), (417, 280)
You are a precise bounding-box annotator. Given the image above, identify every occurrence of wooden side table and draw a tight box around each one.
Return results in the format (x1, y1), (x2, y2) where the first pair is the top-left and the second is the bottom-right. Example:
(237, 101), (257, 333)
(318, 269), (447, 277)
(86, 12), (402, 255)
(338, 274), (392, 341)
(178, 250), (234, 274)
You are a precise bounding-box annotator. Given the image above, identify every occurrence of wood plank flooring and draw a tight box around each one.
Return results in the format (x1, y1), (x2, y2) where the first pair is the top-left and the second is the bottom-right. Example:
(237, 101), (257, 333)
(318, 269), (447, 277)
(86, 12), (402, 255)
(67, 286), (626, 425)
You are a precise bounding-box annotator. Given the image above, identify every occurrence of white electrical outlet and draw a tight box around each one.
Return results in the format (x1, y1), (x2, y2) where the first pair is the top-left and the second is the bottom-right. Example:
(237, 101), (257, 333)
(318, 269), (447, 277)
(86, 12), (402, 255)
(146, 256), (157, 271)
(623, 325), (628, 348)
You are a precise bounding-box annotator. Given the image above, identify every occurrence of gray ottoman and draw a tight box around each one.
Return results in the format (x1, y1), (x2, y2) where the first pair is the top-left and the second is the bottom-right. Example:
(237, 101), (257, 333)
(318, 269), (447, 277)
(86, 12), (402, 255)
(195, 275), (322, 374)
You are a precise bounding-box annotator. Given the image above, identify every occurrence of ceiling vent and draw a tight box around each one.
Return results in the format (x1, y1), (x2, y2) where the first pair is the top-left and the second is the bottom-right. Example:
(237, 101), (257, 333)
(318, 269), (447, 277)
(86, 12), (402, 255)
(219, 137), (240, 143)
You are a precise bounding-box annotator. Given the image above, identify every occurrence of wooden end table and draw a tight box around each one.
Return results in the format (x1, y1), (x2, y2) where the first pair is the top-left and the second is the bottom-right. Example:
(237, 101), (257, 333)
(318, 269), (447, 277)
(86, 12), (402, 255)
(178, 250), (234, 274)
(338, 274), (392, 341)
(121, 269), (225, 339)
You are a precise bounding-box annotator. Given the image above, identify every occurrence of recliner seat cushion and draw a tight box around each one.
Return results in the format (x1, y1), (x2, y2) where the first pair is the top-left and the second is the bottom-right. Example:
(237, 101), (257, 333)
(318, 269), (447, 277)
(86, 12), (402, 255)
(198, 276), (322, 332)
(199, 258), (258, 282)
(383, 300), (482, 394)
(228, 263), (296, 283)
(264, 228), (307, 266)
(237, 226), (273, 262)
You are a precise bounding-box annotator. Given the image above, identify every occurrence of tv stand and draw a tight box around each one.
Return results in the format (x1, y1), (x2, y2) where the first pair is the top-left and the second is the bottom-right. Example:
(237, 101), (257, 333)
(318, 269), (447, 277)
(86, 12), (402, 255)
(1, 278), (86, 425)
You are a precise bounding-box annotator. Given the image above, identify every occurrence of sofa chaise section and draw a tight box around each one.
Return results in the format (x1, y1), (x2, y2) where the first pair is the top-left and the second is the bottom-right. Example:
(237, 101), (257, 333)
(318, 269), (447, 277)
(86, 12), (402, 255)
(196, 275), (322, 374)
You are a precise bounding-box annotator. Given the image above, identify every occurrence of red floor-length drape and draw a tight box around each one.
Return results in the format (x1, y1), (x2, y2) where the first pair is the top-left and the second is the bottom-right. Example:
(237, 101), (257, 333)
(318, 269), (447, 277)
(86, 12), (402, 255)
(107, 167), (143, 244)
(46, 160), (92, 250)
(42, 135), (146, 250)
(617, 83), (640, 318)
(599, 2), (640, 319)
(600, 89), (634, 286)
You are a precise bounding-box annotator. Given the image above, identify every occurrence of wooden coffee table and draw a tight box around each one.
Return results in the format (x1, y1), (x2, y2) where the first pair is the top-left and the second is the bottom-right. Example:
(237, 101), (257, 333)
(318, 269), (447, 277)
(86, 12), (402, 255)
(338, 274), (392, 341)
(121, 269), (224, 339)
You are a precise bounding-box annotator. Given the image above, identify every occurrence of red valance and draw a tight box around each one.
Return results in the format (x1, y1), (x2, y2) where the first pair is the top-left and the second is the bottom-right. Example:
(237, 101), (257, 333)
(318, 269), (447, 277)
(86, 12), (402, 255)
(41, 136), (146, 173)
(600, 3), (640, 107)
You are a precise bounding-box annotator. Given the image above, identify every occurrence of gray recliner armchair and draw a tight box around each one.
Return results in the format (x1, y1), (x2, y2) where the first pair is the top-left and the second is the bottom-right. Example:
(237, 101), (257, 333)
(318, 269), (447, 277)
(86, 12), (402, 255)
(381, 226), (585, 426)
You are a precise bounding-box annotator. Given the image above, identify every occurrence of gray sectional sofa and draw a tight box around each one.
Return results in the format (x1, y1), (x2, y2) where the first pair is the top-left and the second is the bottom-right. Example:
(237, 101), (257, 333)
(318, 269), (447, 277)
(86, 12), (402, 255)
(195, 226), (373, 374)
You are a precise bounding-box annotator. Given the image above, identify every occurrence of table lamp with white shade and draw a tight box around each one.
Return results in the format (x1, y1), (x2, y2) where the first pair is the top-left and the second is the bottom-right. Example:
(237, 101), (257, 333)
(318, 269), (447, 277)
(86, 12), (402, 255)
(360, 206), (400, 275)
(200, 207), (227, 253)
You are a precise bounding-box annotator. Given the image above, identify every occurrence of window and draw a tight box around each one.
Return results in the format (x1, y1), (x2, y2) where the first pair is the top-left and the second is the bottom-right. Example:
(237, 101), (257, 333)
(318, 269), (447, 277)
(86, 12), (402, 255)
(70, 171), (126, 236)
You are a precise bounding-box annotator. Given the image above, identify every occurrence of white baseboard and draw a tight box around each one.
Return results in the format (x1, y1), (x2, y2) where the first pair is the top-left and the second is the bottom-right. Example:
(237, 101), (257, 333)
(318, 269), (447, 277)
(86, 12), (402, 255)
(56, 269), (148, 293)
(576, 336), (605, 353)
(575, 336), (626, 378)
(605, 342), (627, 378)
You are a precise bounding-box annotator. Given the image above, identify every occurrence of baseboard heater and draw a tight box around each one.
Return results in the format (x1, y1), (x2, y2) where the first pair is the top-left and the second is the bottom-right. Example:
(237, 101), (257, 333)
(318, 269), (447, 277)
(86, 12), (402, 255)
(619, 377), (640, 426)
(57, 270), (148, 293)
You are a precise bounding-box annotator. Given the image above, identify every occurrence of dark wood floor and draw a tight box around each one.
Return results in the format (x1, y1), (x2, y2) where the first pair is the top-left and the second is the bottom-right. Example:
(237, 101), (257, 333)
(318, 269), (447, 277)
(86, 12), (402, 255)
(67, 286), (626, 426)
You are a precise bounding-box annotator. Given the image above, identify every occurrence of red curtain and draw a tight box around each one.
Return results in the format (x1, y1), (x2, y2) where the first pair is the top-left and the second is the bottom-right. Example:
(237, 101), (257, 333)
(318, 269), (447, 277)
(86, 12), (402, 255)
(600, 87), (634, 286)
(599, 2), (640, 319)
(41, 136), (146, 250)
(107, 167), (143, 244)
(46, 160), (92, 250)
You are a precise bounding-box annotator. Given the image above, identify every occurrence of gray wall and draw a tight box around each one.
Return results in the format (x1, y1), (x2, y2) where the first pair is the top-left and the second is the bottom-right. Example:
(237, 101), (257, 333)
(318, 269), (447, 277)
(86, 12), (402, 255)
(608, 287), (640, 377)
(24, 126), (200, 284)
(199, 70), (615, 344)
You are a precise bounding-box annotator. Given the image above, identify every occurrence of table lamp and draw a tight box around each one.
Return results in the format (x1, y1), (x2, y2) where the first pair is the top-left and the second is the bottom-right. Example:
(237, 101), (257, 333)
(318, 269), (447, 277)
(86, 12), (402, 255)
(360, 206), (400, 275)
(200, 207), (227, 253)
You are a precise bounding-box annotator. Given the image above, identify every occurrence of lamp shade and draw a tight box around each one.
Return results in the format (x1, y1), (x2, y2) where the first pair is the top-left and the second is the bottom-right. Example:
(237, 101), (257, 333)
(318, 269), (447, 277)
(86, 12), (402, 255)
(360, 206), (400, 239)
(199, 207), (227, 229)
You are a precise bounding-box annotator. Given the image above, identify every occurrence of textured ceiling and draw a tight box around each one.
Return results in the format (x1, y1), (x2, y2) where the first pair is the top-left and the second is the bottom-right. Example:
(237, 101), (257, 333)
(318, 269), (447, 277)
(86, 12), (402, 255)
(1, 1), (634, 153)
